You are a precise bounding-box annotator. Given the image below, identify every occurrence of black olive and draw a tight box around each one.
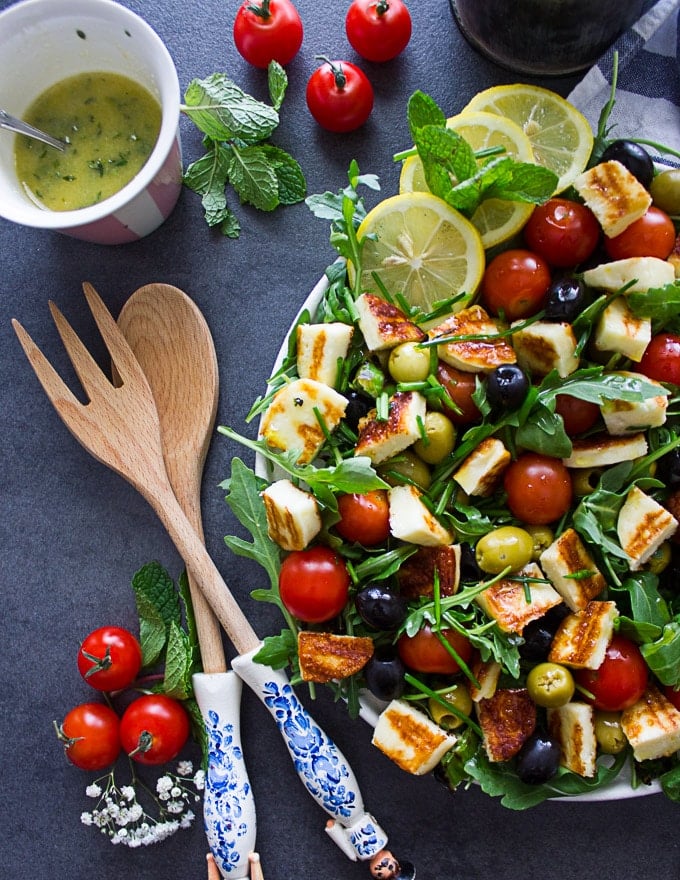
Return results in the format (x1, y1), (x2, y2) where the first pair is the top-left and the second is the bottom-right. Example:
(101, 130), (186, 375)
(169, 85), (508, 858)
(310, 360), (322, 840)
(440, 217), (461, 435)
(355, 584), (408, 630)
(343, 390), (372, 433)
(600, 140), (654, 189)
(519, 604), (570, 662)
(363, 651), (406, 701)
(486, 364), (530, 411)
(544, 276), (587, 323)
(459, 543), (483, 581)
(516, 730), (561, 784)
(656, 447), (680, 488)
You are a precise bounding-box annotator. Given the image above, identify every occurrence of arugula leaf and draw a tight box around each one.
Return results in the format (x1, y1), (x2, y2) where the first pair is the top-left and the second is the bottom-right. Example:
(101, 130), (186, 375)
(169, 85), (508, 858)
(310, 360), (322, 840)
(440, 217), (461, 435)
(253, 629), (298, 669)
(640, 620), (680, 686)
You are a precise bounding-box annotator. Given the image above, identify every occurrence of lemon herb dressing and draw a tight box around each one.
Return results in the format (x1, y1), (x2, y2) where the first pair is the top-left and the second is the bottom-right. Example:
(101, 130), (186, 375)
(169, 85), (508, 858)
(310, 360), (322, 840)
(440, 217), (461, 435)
(14, 72), (161, 211)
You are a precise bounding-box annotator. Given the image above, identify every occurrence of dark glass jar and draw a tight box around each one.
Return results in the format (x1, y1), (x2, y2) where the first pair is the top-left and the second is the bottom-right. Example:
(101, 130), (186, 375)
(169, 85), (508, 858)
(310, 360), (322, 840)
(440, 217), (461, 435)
(450, 0), (645, 76)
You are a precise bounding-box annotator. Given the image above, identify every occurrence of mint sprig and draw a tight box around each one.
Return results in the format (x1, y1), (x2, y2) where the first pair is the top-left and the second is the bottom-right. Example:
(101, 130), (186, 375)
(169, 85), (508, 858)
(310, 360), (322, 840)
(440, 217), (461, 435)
(181, 63), (305, 237)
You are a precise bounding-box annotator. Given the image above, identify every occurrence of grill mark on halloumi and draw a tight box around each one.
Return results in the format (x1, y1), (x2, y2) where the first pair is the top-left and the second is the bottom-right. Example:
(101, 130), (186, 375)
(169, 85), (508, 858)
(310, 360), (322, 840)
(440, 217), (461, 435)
(621, 685), (680, 762)
(397, 544), (461, 599)
(298, 631), (374, 683)
(356, 293), (426, 352)
(355, 390), (426, 464)
(474, 563), (563, 634)
(539, 528), (606, 611)
(548, 600), (618, 669)
(574, 160), (652, 237)
(476, 688), (536, 762)
(372, 700), (457, 775)
(428, 306), (516, 373)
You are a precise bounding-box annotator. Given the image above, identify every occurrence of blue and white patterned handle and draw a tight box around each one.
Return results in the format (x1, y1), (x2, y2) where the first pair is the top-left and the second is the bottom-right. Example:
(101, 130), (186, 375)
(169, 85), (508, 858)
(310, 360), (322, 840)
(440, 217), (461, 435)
(231, 646), (388, 862)
(193, 671), (257, 878)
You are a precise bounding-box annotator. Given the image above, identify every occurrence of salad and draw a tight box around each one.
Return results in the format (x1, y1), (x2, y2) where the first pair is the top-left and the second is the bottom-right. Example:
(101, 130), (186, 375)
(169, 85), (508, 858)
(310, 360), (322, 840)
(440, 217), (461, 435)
(219, 80), (680, 809)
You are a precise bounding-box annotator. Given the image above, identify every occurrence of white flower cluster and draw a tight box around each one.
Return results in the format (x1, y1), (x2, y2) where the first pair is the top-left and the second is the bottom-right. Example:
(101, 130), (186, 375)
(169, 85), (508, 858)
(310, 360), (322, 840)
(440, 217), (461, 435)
(80, 761), (205, 848)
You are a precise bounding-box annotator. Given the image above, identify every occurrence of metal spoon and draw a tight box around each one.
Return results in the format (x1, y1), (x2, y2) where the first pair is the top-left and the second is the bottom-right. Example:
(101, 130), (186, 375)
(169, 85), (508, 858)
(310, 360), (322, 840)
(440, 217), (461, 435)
(117, 283), (257, 879)
(0, 108), (66, 151)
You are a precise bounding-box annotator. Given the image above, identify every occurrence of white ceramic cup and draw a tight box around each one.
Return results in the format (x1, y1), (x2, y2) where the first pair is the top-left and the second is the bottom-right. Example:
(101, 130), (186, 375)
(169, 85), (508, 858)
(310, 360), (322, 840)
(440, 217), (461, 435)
(0, 0), (182, 244)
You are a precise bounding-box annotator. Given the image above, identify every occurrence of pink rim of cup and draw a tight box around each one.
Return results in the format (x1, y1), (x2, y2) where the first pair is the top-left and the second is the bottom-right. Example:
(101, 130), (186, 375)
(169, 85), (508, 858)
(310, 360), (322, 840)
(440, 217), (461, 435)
(0, 0), (182, 244)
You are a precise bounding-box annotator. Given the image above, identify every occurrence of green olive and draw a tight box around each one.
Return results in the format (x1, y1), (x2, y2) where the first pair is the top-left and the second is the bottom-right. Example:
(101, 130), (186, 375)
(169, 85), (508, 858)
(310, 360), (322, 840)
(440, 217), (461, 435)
(594, 710), (627, 755)
(475, 525), (534, 574)
(413, 411), (456, 464)
(650, 168), (680, 216)
(428, 683), (473, 730)
(526, 662), (575, 708)
(378, 450), (432, 490)
(388, 342), (431, 383)
(525, 524), (554, 560)
(645, 541), (672, 574)
(571, 467), (603, 497)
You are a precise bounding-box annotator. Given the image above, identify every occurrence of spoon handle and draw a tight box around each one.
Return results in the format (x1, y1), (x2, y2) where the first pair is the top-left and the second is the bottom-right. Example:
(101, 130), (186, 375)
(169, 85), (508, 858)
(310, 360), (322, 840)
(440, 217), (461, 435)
(0, 108), (66, 151)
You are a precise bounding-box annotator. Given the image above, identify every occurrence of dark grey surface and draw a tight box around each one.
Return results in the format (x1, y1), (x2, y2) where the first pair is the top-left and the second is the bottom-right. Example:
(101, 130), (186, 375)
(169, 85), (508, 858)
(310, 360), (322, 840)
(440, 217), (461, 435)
(1, 1), (678, 879)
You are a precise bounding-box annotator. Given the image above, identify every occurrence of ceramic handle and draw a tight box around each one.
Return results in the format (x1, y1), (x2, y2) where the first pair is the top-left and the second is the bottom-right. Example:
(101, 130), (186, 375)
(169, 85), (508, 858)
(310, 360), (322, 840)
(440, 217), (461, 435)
(193, 671), (257, 878)
(231, 647), (388, 862)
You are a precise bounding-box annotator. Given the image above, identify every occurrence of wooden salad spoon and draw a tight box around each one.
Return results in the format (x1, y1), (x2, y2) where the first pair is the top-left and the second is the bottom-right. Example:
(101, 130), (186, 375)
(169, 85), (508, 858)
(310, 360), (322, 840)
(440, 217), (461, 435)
(116, 283), (256, 879)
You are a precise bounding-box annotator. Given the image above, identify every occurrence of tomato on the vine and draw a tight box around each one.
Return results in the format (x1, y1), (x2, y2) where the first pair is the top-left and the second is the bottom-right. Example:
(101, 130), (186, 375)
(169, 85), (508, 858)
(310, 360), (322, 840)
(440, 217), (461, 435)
(77, 625), (142, 692)
(575, 635), (648, 712)
(345, 0), (412, 62)
(397, 625), (472, 675)
(480, 248), (551, 320)
(604, 206), (676, 261)
(306, 58), (374, 133)
(279, 545), (350, 622)
(503, 452), (573, 525)
(57, 702), (121, 771)
(335, 490), (390, 546)
(523, 198), (600, 267)
(120, 694), (190, 766)
(639, 332), (680, 386)
(233, 0), (303, 69)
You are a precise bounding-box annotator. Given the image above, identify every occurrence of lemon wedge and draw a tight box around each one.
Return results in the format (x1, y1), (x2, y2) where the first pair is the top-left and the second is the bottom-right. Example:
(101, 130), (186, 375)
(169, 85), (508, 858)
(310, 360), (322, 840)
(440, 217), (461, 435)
(348, 191), (485, 317)
(462, 84), (594, 193)
(399, 110), (535, 248)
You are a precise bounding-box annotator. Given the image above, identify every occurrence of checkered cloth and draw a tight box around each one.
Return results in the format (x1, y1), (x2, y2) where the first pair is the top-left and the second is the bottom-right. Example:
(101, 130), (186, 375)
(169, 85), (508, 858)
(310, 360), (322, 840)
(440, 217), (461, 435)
(568, 0), (680, 166)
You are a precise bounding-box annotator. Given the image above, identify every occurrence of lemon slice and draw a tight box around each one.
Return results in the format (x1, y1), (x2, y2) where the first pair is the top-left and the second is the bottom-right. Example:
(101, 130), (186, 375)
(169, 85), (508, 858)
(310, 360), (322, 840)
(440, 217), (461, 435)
(349, 191), (485, 317)
(399, 110), (535, 248)
(462, 84), (594, 193)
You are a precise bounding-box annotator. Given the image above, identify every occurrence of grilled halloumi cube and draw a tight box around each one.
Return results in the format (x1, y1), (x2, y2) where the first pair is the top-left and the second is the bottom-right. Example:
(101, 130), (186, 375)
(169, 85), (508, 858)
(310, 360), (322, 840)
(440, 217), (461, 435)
(475, 563), (563, 634)
(372, 699), (457, 775)
(388, 484), (453, 546)
(539, 528), (606, 612)
(547, 702), (597, 778)
(584, 256), (675, 292)
(262, 479), (322, 551)
(511, 320), (579, 378)
(355, 293), (426, 352)
(573, 160), (651, 237)
(397, 544), (462, 599)
(600, 372), (668, 435)
(354, 390), (426, 464)
(548, 600), (618, 669)
(617, 485), (678, 570)
(621, 685), (680, 762)
(428, 306), (516, 373)
(260, 378), (348, 464)
(296, 322), (353, 387)
(453, 437), (511, 497)
(593, 296), (651, 362)
(297, 631), (374, 683)
(476, 688), (536, 762)
(562, 432), (648, 468)
(469, 659), (502, 703)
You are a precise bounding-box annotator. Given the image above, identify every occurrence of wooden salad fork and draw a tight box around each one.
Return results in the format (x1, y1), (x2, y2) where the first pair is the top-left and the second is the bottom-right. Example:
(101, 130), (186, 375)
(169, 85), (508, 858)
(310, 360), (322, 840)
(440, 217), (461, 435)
(12, 283), (396, 871)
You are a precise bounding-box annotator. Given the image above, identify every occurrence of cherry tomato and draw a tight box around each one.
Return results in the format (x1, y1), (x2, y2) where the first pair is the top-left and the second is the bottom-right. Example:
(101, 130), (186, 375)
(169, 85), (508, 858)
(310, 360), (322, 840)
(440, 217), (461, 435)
(604, 206), (676, 261)
(436, 361), (480, 425)
(279, 545), (350, 622)
(639, 332), (680, 386)
(335, 490), (390, 546)
(345, 0), (412, 62)
(480, 248), (551, 320)
(663, 685), (680, 711)
(554, 393), (600, 436)
(306, 58), (374, 133)
(397, 624), (473, 674)
(57, 703), (121, 771)
(77, 625), (143, 692)
(575, 635), (648, 712)
(523, 198), (600, 267)
(120, 694), (190, 765)
(503, 452), (573, 525)
(233, 0), (303, 69)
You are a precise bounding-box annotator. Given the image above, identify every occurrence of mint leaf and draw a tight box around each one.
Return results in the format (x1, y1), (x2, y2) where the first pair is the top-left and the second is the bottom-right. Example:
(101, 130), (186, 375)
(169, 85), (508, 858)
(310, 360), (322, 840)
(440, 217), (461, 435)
(267, 60), (288, 111)
(182, 142), (231, 227)
(163, 620), (196, 700)
(407, 90), (446, 137)
(259, 145), (306, 204)
(132, 562), (181, 666)
(228, 145), (280, 211)
(182, 73), (279, 144)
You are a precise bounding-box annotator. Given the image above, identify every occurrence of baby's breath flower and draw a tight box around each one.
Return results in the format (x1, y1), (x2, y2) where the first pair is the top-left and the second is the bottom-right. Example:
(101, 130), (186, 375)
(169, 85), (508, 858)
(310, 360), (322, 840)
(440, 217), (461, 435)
(156, 775), (173, 793)
(177, 761), (193, 777)
(85, 783), (102, 798)
(80, 812), (93, 826)
(193, 769), (205, 791)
